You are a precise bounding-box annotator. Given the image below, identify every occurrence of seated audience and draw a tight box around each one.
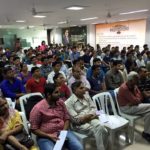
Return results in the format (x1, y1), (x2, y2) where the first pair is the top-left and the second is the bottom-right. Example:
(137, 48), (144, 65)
(65, 81), (108, 150)
(53, 73), (70, 101)
(0, 97), (33, 150)
(0, 66), (25, 101)
(105, 59), (124, 90)
(26, 67), (46, 94)
(68, 66), (91, 91)
(137, 66), (150, 103)
(47, 61), (66, 83)
(40, 57), (52, 79)
(30, 83), (83, 150)
(118, 71), (150, 142)
(88, 65), (106, 96)
(17, 63), (32, 85)
(136, 53), (145, 68)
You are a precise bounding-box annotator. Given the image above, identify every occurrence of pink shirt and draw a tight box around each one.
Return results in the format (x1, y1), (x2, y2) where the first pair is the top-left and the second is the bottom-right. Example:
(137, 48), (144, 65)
(118, 82), (143, 106)
(30, 99), (69, 136)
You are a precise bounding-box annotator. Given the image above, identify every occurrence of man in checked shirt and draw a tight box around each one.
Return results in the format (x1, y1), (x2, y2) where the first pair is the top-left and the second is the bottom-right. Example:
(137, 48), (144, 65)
(29, 83), (83, 150)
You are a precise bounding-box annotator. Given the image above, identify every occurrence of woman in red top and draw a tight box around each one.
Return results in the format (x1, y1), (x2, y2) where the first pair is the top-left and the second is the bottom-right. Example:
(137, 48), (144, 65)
(53, 73), (70, 101)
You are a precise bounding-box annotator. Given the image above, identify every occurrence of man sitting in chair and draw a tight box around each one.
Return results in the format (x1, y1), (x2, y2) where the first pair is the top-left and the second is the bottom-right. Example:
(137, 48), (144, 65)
(118, 71), (150, 142)
(29, 83), (83, 150)
(65, 81), (108, 150)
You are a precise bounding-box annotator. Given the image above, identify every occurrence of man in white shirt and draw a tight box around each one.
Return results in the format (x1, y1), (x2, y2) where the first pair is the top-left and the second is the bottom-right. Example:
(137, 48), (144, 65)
(47, 61), (66, 83)
(65, 81), (108, 150)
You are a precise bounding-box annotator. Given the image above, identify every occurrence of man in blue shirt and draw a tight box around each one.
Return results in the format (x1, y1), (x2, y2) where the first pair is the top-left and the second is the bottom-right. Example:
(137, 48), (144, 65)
(70, 46), (80, 63)
(88, 65), (106, 96)
(0, 66), (26, 101)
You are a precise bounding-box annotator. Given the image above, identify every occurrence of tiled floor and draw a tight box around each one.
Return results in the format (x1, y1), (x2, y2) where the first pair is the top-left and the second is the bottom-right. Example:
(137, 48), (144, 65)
(85, 119), (150, 150)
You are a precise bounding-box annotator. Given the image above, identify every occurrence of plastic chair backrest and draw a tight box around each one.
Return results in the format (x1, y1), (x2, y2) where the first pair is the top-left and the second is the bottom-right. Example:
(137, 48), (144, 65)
(113, 88), (122, 115)
(19, 92), (43, 121)
(92, 92), (118, 115)
(5, 98), (16, 109)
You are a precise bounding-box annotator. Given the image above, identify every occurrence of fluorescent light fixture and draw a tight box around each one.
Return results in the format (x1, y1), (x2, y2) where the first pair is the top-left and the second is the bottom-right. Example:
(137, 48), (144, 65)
(0, 25), (2, 28)
(33, 15), (46, 18)
(120, 9), (149, 15)
(66, 6), (84, 10)
(80, 17), (98, 21)
(58, 21), (67, 24)
(29, 25), (35, 28)
(16, 20), (25, 23)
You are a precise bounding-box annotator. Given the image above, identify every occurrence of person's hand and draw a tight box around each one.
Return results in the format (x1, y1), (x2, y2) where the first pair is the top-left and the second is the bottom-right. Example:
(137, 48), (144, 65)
(0, 132), (8, 144)
(48, 134), (59, 142)
(80, 114), (94, 123)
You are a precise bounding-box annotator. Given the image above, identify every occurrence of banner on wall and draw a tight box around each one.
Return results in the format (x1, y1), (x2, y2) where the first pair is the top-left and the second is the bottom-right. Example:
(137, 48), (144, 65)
(96, 19), (146, 49)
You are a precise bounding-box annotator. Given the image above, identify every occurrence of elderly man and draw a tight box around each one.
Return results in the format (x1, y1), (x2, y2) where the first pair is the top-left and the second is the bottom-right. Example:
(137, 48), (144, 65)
(118, 71), (150, 142)
(65, 81), (108, 150)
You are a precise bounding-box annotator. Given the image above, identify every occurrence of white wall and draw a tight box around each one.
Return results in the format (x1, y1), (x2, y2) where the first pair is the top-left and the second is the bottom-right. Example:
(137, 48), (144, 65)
(87, 24), (96, 49)
(145, 18), (150, 47)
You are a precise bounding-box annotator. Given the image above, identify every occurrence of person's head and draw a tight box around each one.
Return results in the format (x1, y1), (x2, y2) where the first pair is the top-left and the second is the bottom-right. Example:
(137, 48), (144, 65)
(93, 58), (101, 66)
(44, 83), (60, 103)
(137, 53), (142, 60)
(64, 30), (69, 37)
(73, 59), (80, 67)
(47, 55), (53, 64)
(137, 66), (148, 79)
(21, 63), (28, 72)
(72, 66), (81, 79)
(41, 57), (48, 66)
(13, 56), (20, 66)
(36, 53), (42, 61)
(41, 41), (45, 45)
(127, 71), (139, 87)
(71, 81), (86, 98)
(92, 65), (100, 77)
(3, 66), (14, 79)
(31, 67), (41, 77)
(53, 73), (65, 85)
(0, 97), (9, 117)
(30, 56), (37, 65)
(52, 61), (62, 73)
(111, 59), (122, 72)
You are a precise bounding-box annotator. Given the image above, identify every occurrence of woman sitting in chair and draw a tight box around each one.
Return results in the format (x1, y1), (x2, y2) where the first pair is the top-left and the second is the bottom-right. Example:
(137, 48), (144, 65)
(0, 97), (29, 150)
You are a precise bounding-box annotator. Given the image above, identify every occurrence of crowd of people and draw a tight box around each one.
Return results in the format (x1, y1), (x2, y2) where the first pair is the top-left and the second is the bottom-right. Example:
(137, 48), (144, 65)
(0, 41), (150, 149)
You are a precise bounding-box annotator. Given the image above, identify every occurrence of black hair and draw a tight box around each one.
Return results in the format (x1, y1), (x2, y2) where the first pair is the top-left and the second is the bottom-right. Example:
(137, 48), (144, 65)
(137, 66), (147, 73)
(3, 66), (12, 74)
(93, 58), (101, 63)
(91, 65), (100, 72)
(53, 73), (62, 83)
(44, 83), (57, 98)
(31, 67), (39, 74)
(30, 56), (36, 61)
(71, 81), (82, 93)
(52, 61), (62, 67)
(41, 57), (47, 62)
(13, 56), (20, 61)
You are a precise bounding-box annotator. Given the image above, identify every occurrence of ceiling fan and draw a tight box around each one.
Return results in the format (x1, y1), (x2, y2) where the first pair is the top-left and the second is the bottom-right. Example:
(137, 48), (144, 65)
(32, 7), (53, 16)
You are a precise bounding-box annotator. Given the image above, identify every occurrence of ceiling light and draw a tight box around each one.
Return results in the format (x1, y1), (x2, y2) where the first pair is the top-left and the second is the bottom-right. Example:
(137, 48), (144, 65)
(33, 15), (46, 18)
(80, 17), (98, 21)
(66, 6), (84, 10)
(58, 21), (67, 24)
(29, 26), (35, 28)
(16, 20), (25, 23)
(120, 9), (149, 15)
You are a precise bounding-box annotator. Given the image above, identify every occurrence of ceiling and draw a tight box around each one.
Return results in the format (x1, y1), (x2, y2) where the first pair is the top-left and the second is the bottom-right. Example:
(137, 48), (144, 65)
(0, 0), (150, 29)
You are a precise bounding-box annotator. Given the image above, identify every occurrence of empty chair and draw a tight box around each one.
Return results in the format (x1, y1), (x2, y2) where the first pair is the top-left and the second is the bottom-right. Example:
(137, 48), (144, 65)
(92, 92), (129, 150)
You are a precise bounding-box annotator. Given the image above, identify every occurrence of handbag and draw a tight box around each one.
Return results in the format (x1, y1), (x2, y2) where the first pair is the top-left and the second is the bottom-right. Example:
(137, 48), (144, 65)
(14, 129), (34, 148)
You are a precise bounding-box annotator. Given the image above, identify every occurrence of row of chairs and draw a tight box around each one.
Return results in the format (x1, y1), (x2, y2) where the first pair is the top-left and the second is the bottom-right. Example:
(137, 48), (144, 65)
(5, 90), (141, 150)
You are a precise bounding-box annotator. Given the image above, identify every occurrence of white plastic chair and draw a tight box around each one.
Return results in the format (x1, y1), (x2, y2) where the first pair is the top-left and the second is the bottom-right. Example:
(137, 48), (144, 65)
(92, 92), (129, 150)
(114, 88), (141, 143)
(19, 92), (43, 144)
(5, 97), (16, 109)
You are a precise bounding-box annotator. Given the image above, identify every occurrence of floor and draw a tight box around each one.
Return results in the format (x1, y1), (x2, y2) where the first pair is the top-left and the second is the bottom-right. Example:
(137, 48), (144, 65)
(85, 119), (150, 150)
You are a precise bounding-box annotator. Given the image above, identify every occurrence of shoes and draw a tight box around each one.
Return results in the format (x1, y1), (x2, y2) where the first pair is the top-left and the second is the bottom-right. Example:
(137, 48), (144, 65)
(142, 132), (150, 142)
